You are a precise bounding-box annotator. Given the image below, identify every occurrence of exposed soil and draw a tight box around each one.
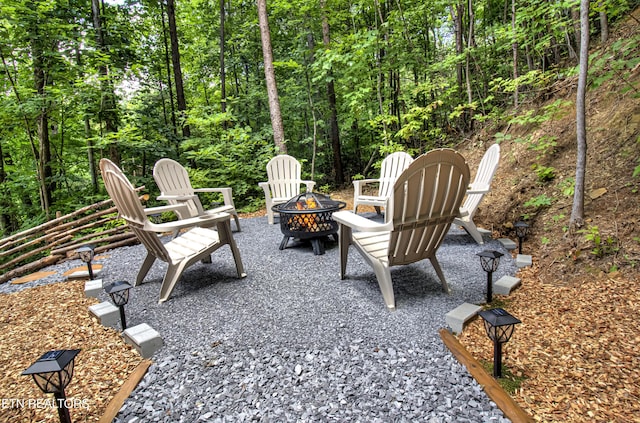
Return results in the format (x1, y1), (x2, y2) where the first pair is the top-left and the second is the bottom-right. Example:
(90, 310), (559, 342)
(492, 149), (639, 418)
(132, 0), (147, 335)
(453, 10), (640, 422)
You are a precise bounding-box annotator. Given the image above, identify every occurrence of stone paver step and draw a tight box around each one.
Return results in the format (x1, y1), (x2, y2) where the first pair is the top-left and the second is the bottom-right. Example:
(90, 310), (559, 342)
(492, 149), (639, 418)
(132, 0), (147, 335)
(494, 275), (521, 295)
(89, 301), (120, 329)
(123, 323), (163, 358)
(445, 302), (482, 334)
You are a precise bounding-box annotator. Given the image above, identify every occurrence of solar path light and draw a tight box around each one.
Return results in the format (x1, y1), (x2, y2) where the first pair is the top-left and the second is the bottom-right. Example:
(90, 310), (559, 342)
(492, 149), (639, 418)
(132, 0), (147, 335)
(478, 308), (521, 378)
(514, 221), (529, 254)
(22, 349), (81, 423)
(104, 280), (133, 330)
(76, 245), (95, 279)
(477, 249), (504, 304)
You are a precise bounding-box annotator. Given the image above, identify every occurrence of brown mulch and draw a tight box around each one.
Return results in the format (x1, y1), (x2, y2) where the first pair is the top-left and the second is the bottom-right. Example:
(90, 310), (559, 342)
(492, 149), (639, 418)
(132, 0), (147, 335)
(0, 280), (142, 422)
(457, 263), (640, 423)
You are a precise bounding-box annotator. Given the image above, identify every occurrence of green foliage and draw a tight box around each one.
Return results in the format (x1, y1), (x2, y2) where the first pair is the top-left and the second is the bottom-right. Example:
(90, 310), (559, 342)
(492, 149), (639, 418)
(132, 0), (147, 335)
(508, 100), (572, 130)
(578, 226), (620, 258)
(523, 194), (554, 210)
(589, 34), (640, 90)
(559, 178), (575, 197)
(493, 132), (512, 143)
(532, 165), (556, 182)
(0, 0), (636, 236)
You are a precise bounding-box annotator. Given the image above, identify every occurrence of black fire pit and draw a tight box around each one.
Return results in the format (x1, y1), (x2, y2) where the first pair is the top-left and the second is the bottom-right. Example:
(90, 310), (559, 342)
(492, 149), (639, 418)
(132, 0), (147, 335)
(272, 193), (346, 255)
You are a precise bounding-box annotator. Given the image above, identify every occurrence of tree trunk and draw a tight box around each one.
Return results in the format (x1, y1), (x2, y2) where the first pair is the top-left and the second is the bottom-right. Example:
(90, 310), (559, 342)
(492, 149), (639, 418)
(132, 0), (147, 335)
(31, 32), (52, 217)
(92, 0), (120, 165)
(451, 4), (465, 96)
(570, 0), (589, 229)
(220, 0), (227, 129)
(599, 2), (609, 43)
(257, 0), (286, 152)
(160, 0), (177, 137)
(511, 0), (518, 107)
(166, 0), (190, 138)
(321, 1), (344, 185)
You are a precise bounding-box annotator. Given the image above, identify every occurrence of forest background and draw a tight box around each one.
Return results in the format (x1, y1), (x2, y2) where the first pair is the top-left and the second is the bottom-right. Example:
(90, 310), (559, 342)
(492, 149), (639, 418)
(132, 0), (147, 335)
(0, 0), (639, 237)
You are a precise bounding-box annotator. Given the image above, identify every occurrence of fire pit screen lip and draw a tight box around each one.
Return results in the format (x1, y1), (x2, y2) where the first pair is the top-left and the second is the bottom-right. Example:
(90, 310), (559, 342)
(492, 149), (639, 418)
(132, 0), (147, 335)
(272, 192), (346, 213)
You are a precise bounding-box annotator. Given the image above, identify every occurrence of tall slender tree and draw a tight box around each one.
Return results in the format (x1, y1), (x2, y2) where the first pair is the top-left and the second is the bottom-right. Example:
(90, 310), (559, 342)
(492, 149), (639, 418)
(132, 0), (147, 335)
(321, 0), (344, 184)
(571, 0), (590, 229)
(257, 0), (286, 152)
(166, 0), (190, 138)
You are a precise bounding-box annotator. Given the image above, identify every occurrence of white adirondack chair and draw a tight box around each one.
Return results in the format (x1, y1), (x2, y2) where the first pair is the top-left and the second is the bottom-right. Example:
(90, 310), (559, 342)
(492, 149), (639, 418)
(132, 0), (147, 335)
(101, 166), (246, 304)
(352, 151), (414, 215)
(453, 143), (500, 244)
(333, 149), (470, 311)
(258, 155), (316, 224)
(153, 158), (241, 231)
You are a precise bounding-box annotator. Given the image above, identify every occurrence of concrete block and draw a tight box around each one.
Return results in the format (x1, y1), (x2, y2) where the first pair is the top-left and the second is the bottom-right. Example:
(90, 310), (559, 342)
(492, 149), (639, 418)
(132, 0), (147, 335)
(516, 254), (532, 268)
(88, 301), (120, 329)
(498, 238), (517, 250)
(445, 302), (482, 334)
(84, 279), (103, 298)
(123, 323), (163, 358)
(494, 275), (521, 295)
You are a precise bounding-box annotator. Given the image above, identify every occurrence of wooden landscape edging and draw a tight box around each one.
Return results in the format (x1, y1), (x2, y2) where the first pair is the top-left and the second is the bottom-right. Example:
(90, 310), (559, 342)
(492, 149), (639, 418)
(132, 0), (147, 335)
(98, 359), (152, 423)
(439, 328), (534, 423)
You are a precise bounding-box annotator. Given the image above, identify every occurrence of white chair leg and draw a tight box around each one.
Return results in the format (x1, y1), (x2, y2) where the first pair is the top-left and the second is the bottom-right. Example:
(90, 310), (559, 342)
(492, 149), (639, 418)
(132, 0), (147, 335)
(371, 261), (395, 311)
(461, 220), (484, 244)
(136, 253), (156, 286)
(429, 256), (450, 294)
(158, 262), (186, 304)
(338, 224), (351, 279)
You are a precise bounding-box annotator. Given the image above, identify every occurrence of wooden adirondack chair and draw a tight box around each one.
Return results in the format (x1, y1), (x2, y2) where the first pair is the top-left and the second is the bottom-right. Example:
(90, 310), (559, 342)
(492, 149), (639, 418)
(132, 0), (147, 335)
(333, 149), (470, 311)
(153, 158), (241, 231)
(352, 151), (414, 215)
(453, 143), (500, 244)
(101, 166), (246, 304)
(258, 155), (316, 224)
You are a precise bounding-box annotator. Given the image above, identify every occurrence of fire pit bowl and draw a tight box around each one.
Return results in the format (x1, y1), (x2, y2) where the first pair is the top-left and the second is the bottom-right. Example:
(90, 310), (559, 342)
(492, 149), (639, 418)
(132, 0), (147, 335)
(272, 192), (346, 255)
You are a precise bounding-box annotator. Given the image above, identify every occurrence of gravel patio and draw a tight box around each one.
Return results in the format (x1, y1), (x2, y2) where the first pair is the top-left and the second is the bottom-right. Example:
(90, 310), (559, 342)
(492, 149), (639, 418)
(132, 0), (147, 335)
(3, 213), (518, 422)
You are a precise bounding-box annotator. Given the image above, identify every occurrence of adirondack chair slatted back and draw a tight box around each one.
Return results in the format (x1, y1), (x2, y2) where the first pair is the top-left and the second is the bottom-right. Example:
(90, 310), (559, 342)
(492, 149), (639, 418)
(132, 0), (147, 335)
(266, 155), (304, 199)
(378, 152), (414, 200)
(462, 143), (500, 220)
(388, 149), (470, 266)
(102, 167), (172, 263)
(153, 158), (204, 218)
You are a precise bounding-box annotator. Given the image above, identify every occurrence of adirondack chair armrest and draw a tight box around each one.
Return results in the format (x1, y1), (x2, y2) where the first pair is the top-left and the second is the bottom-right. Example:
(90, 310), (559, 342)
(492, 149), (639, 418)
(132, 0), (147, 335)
(193, 187), (234, 205)
(301, 180), (316, 192)
(457, 208), (470, 218)
(157, 193), (198, 202)
(258, 182), (271, 199)
(143, 204), (190, 216)
(353, 178), (380, 196)
(466, 183), (490, 194)
(145, 212), (231, 233)
(333, 210), (393, 232)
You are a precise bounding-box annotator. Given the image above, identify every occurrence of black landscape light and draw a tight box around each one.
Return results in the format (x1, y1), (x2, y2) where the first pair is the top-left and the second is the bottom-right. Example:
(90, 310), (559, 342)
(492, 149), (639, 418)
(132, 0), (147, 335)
(77, 245), (95, 279)
(478, 308), (521, 378)
(22, 349), (81, 423)
(104, 280), (133, 330)
(514, 221), (529, 254)
(477, 250), (504, 304)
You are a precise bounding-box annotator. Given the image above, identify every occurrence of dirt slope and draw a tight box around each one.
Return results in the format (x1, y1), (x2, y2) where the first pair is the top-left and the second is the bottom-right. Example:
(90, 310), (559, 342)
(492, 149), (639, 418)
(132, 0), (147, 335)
(454, 9), (640, 422)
